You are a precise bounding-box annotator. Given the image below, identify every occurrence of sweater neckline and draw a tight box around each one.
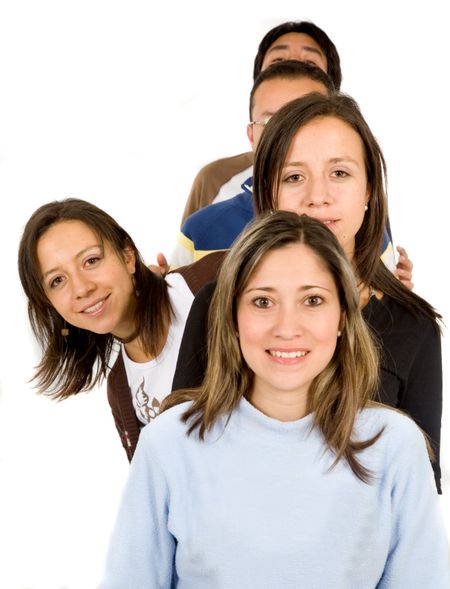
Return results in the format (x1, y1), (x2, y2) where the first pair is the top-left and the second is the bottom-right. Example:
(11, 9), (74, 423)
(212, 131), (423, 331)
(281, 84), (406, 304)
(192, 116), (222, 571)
(229, 397), (316, 442)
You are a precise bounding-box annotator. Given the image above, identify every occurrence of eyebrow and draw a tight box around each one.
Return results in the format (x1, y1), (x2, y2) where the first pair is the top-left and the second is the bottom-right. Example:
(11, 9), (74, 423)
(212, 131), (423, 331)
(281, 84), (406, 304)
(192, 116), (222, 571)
(267, 43), (324, 59)
(243, 284), (333, 294)
(284, 156), (361, 168)
(42, 244), (102, 280)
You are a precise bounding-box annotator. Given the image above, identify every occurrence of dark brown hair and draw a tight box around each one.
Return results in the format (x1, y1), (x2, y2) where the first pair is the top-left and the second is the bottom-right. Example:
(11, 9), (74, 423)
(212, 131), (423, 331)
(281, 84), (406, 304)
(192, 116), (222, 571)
(253, 21), (342, 89)
(18, 198), (172, 398)
(252, 92), (440, 325)
(249, 59), (335, 120)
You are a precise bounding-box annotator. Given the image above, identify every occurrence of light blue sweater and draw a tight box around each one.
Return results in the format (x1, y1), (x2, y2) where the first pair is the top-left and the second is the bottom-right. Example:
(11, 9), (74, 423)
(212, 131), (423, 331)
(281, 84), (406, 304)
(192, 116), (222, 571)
(102, 399), (449, 588)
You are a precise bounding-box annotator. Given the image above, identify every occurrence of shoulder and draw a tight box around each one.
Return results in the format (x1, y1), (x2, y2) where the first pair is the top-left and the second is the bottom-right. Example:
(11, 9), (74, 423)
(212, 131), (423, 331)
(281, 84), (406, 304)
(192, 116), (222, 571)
(365, 294), (439, 339)
(182, 196), (239, 230)
(356, 406), (427, 452)
(139, 402), (192, 446)
(164, 271), (194, 295)
(195, 152), (254, 178)
(170, 252), (226, 295)
(183, 190), (253, 230)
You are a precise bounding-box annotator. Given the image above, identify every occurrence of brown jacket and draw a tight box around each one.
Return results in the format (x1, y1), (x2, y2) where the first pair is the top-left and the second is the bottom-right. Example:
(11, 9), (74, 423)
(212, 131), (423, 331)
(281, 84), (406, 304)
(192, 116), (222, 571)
(106, 251), (226, 461)
(181, 152), (253, 224)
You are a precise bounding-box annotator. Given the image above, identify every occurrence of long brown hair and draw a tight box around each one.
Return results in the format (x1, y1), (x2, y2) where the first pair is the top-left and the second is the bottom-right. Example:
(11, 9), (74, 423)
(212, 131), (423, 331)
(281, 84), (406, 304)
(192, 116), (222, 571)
(165, 212), (382, 483)
(253, 92), (441, 325)
(18, 198), (172, 399)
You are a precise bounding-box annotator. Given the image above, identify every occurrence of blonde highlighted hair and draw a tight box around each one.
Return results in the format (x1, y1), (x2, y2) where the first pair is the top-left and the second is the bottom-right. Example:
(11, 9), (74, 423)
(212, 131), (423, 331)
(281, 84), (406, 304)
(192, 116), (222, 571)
(165, 212), (383, 483)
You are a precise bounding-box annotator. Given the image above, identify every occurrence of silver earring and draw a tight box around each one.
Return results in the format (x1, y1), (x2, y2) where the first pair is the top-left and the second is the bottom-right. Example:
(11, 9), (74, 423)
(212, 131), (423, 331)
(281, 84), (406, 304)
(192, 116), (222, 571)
(337, 330), (342, 337)
(364, 204), (368, 212)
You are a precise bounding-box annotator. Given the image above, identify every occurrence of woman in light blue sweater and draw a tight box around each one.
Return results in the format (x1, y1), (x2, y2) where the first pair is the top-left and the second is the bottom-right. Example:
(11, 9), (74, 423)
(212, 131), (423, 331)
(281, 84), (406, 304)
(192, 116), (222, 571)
(102, 212), (449, 588)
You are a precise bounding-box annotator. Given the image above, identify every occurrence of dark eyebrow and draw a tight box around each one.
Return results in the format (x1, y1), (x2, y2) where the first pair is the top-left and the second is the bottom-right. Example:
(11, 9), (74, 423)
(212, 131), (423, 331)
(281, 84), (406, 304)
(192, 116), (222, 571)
(42, 244), (102, 280)
(267, 42), (324, 59)
(284, 156), (360, 168)
(243, 285), (333, 295)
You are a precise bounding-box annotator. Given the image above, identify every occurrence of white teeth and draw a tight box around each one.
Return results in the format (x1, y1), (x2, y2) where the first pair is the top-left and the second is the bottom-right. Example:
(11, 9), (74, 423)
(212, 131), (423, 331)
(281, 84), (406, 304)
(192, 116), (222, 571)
(270, 350), (307, 358)
(83, 300), (104, 313)
(322, 220), (332, 225)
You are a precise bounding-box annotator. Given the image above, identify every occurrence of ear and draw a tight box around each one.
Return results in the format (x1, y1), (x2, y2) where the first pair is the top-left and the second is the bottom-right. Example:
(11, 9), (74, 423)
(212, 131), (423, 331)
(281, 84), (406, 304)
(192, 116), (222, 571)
(246, 123), (255, 149)
(123, 245), (136, 274)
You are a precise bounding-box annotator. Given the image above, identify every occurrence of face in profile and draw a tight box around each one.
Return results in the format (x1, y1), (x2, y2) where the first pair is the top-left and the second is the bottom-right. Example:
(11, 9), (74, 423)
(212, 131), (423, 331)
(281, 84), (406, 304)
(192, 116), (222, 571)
(237, 243), (342, 417)
(277, 115), (370, 260)
(37, 219), (136, 337)
(261, 32), (328, 73)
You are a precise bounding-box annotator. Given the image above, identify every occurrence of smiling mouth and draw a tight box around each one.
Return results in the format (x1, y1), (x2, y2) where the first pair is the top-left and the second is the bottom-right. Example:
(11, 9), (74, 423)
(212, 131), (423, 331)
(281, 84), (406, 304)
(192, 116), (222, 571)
(269, 350), (308, 359)
(82, 295), (110, 314)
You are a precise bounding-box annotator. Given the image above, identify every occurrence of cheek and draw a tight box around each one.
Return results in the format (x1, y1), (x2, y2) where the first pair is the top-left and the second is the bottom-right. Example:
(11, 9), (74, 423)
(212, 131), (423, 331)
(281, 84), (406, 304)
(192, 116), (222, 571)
(277, 189), (300, 214)
(318, 318), (340, 350)
(45, 289), (66, 313)
(237, 310), (265, 355)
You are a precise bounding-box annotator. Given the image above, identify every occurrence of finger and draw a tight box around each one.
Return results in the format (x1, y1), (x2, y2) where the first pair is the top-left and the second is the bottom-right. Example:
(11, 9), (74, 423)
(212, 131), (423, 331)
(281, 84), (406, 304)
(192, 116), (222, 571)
(156, 252), (168, 268)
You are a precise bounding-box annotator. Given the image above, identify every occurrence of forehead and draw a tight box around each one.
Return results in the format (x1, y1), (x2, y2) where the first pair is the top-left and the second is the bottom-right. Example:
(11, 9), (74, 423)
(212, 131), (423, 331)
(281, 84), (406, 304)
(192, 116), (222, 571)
(246, 243), (333, 286)
(265, 32), (325, 59)
(39, 219), (99, 247)
(252, 77), (327, 116)
(287, 116), (365, 159)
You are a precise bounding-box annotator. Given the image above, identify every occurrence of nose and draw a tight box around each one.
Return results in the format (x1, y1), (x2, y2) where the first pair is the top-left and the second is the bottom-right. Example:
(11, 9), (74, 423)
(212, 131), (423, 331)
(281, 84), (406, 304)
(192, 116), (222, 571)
(272, 304), (303, 340)
(70, 271), (96, 299)
(304, 176), (330, 208)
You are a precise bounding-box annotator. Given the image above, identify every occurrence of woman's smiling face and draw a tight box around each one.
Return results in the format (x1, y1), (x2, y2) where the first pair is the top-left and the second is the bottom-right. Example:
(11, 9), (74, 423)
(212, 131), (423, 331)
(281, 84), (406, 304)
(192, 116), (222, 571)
(37, 219), (136, 338)
(237, 242), (342, 419)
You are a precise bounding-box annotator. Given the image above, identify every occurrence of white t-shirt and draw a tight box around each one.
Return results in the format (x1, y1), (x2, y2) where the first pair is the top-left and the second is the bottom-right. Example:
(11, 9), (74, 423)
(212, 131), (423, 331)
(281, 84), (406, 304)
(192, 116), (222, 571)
(122, 272), (194, 425)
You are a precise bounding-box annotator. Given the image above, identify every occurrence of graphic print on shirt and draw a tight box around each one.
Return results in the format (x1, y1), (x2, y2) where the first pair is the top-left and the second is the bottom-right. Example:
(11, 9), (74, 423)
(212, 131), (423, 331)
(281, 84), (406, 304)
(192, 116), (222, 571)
(135, 377), (160, 423)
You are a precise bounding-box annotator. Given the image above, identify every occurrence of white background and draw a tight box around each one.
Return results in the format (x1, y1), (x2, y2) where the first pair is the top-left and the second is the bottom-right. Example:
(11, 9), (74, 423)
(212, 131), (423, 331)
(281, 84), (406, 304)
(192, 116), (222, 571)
(0, 1), (448, 587)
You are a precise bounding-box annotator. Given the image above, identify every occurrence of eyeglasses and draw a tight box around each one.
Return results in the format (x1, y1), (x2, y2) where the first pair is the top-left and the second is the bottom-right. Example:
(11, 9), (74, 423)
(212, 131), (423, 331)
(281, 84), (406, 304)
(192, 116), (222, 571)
(248, 116), (272, 127)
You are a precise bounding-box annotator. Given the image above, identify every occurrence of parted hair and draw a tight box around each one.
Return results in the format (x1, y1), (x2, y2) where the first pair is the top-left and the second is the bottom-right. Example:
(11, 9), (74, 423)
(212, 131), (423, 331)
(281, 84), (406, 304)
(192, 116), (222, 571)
(252, 92), (441, 325)
(18, 198), (172, 399)
(249, 59), (335, 121)
(253, 21), (342, 89)
(164, 212), (383, 483)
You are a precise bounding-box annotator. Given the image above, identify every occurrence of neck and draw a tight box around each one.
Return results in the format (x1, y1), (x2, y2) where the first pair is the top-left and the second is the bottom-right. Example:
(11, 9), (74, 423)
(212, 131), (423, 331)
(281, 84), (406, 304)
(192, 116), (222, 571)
(123, 337), (155, 363)
(248, 387), (309, 422)
(122, 313), (170, 363)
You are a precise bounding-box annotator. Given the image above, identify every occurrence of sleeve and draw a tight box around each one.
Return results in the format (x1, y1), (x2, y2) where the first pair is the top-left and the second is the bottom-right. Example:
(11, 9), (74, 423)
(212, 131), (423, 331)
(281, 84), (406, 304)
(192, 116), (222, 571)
(180, 167), (217, 225)
(100, 428), (176, 588)
(377, 421), (450, 587)
(397, 320), (443, 493)
(169, 230), (195, 269)
(171, 281), (216, 391)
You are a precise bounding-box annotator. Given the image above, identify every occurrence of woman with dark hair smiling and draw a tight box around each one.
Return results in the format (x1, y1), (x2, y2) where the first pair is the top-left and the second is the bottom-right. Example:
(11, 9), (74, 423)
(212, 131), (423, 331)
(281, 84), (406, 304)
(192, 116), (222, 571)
(18, 198), (218, 460)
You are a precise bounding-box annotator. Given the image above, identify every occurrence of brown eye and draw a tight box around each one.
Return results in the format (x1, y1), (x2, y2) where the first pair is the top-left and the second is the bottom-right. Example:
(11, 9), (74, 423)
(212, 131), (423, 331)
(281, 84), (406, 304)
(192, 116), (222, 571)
(253, 296), (272, 309)
(85, 256), (101, 267)
(305, 295), (323, 306)
(50, 276), (64, 289)
(332, 170), (349, 178)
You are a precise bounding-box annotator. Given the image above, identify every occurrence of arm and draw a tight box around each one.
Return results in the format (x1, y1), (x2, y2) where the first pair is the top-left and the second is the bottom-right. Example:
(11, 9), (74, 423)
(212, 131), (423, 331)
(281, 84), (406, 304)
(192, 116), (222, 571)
(100, 428), (175, 588)
(397, 320), (443, 493)
(377, 420), (450, 587)
(171, 281), (216, 391)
